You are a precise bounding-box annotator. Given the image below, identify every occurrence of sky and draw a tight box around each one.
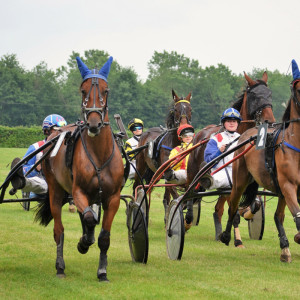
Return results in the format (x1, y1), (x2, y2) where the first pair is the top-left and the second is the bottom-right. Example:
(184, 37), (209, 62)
(1, 0), (300, 82)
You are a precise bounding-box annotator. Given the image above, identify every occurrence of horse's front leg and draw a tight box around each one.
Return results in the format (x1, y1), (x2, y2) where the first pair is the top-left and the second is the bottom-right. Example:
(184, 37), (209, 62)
(73, 189), (97, 254)
(77, 206), (97, 254)
(97, 194), (120, 282)
(273, 196), (291, 262)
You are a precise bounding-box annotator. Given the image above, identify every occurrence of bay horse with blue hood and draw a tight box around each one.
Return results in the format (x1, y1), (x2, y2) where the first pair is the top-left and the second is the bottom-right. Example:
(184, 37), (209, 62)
(35, 56), (124, 281)
(220, 59), (300, 262)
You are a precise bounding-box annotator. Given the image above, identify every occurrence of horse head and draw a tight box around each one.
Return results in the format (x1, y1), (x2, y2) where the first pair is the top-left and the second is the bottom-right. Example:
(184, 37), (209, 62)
(241, 71), (275, 124)
(76, 56), (113, 137)
(170, 89), (192, 128)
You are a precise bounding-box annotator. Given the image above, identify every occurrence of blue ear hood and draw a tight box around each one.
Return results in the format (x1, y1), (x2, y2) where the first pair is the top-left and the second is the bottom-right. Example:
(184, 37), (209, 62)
(76, 56), (113, 82)
(292, 59), (300, 80)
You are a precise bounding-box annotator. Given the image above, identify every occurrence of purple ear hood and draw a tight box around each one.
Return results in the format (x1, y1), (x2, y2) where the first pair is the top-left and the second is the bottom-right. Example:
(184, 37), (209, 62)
(76, 56), (113, 82)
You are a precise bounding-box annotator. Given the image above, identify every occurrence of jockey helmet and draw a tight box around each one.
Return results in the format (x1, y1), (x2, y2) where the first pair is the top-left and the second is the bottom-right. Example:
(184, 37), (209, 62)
(128, 118), (144, 131)
(42, 114), (67, 134)
(177, 124), (194, 139)
(221, 108), (242, 123)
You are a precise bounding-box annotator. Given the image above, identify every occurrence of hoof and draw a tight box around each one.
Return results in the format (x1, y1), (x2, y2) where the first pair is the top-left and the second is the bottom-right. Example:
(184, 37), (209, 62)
(69, 204), (76, 213)
(184, 219), (192, 232)
(280, 247), (292, 263)
(236, 244), (245, 249)
(77, 238), (89, 254)
(294, 232), (300, 244)
(219, 232), (230, 246)
(98, 273), (109, 282)
(56, 269), (66, 278)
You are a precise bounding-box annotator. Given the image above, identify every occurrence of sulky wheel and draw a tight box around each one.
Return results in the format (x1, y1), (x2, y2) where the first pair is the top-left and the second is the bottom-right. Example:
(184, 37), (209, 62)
(127, 201), (148, 263)
(166, 198), (185, 260)
(248, 196), (265, 240)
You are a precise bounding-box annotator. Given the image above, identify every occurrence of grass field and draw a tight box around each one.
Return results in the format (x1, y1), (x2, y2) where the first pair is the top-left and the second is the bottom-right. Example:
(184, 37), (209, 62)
(1, 148), (300, 299)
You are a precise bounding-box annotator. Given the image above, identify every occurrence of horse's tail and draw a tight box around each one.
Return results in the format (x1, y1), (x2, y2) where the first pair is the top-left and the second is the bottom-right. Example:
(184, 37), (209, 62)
(240, 181), (259, 208)
(34, 194), (53, 226)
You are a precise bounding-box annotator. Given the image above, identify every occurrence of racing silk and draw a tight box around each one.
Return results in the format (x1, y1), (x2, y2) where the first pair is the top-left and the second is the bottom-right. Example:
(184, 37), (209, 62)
(204, 131), (240, 171)
(169, 142), (193, 171)
(125, 135), (140, 159)
(23, 140), (46, 178)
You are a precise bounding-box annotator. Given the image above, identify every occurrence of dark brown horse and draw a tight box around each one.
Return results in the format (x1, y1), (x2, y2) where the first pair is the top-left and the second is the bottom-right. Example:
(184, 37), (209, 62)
(35, 56), (124, 281)
(133, 90), (192, 217)
(220, 60), (300, 262)
(187, 71), (275, 244)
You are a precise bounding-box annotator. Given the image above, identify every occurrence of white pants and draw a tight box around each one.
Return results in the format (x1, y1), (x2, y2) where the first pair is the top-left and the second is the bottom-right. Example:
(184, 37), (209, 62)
(129, 160), (136, 180)
(166, 170), (187, 185)
(210, 168), (232, 190)
(23, 175), (48, 195)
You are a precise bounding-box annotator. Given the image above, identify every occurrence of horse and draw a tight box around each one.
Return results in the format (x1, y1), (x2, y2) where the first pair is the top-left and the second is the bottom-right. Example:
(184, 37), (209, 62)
(220, 59), (300, 262)
(186, 71), (275, 244)
(35, 56), (124, 281)
(133, 90), (192, 218)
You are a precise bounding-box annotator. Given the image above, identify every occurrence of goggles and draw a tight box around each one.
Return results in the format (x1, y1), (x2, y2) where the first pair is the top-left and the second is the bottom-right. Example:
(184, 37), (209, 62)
(223, 111), (240, 119)
(181, 132), (194, 138)
(132, 126), (143, 131)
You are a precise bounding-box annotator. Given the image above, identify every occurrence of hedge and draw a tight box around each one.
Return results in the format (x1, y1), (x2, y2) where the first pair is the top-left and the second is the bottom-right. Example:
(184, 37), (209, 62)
(0, 126), (44, 148)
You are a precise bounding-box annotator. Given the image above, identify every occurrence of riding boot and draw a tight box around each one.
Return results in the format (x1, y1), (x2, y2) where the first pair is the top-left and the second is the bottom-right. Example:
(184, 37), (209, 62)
(10, 158), (26, 191)
(164, 169), (176, 181)
(199, 162), (213, 189)
(213, 212), (222, 241)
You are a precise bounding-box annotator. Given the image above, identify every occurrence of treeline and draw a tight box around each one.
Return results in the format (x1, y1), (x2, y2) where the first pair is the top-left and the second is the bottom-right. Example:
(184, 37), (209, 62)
(0, 50), (292, 131)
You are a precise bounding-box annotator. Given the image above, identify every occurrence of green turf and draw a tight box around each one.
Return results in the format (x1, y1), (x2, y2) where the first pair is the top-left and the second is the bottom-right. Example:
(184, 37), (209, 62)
(1, 148), (300, 299)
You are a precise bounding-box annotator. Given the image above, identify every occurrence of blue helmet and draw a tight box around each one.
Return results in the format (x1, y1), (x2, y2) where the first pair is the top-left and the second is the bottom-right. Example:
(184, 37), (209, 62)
(42, 114), (67, 131)
(221, 108), (242, 123)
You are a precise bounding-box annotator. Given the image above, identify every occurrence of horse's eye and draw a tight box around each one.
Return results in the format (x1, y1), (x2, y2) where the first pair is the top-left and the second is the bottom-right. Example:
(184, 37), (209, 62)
(81, 90), (86, 96)
(297, 89), (300, 95)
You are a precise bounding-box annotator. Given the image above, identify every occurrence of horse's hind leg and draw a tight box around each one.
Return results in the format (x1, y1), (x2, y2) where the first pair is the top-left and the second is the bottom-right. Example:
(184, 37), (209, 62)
(274, 197), (291, 262)
(77, 206), (97, 254)
(97, 194), (120, 282)
(49, 185), (66, 277)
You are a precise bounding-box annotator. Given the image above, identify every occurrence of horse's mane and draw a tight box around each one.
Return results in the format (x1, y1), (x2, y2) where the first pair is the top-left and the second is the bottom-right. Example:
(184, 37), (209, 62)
(166, 101), (176, 129)
(282, 98), (292, 122)
(232, 90), (246, 112)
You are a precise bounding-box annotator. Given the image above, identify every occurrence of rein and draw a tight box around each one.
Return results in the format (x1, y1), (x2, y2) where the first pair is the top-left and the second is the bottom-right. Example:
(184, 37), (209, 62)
(79, 125), (115, 200)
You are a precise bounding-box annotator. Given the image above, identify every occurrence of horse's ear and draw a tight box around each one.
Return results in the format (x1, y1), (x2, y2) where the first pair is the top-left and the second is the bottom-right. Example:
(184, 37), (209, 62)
(172, 89), (179, 102)
(244, 71), (256, 86)
(99, 56), (113, 80)
(262, 71), (268, 84)
(76, 57), (91, 79)
(292, 59), (300, 80)
(186, 92), (192, 101)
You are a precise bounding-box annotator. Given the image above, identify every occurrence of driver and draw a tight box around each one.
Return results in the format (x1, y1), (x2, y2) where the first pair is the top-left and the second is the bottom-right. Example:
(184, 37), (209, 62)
(125, 118), (144, 179)
(10, 114), (76, 212)
(200, 108), (241, 190)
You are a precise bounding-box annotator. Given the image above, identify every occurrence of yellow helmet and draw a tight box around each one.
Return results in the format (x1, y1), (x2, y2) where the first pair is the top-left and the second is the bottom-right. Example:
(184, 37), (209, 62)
(128, 118), (144, 131)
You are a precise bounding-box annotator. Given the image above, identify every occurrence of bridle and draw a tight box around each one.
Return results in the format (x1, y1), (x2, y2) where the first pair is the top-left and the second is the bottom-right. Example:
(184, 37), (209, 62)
(173, 99), (192, 126)
(246, 81), (273, 125)
(81, 77), (110, 130)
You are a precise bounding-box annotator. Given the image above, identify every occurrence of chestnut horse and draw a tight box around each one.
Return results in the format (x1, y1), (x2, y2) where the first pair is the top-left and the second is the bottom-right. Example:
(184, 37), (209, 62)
(187, 71), (275, 244)
(133, 90), (192, 218)
(220, 59), (300, 262)
(35, 56), (124, 281)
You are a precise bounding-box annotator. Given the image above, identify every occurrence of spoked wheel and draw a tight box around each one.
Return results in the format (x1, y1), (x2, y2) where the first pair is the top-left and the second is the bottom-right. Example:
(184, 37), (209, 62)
(127, 201), (148, 263)
(21, 191), (30, 211)
(136, 188), (148, 224)
(166, 198), (185, 260)
(248, 197), (265, 240)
